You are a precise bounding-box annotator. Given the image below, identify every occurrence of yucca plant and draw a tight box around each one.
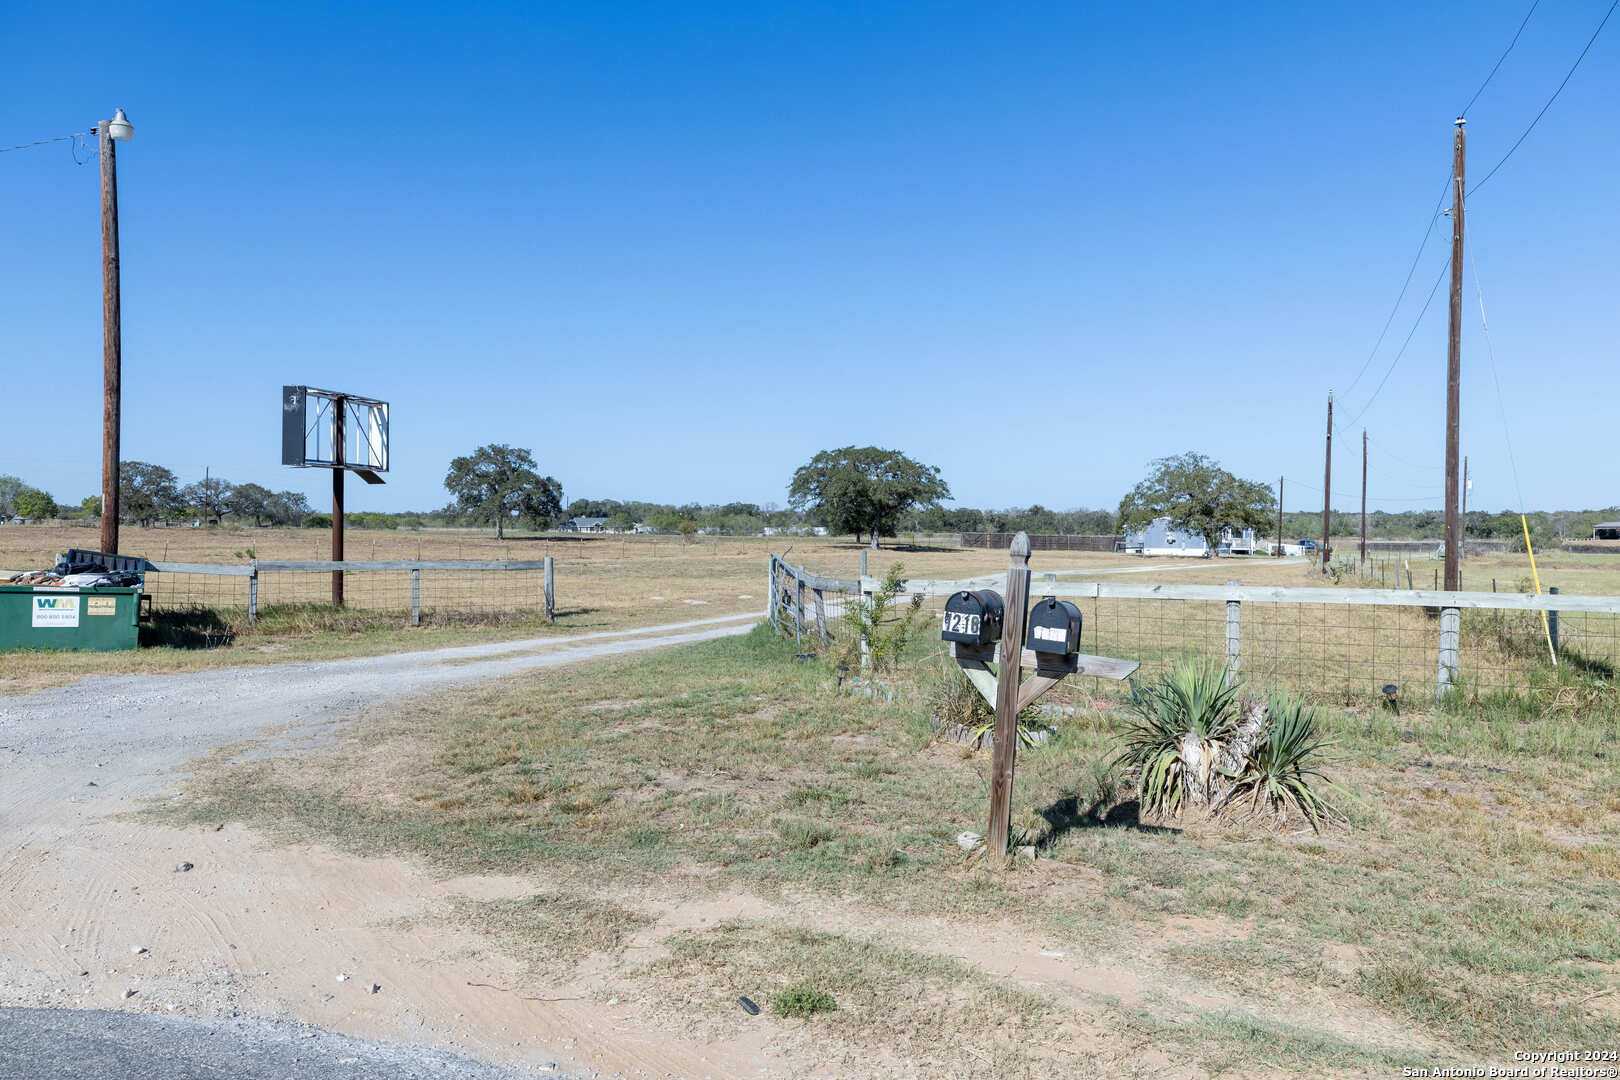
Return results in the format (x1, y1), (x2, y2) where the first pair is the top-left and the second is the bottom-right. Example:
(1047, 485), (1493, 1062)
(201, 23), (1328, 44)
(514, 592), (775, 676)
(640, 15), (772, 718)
(1223, 693), (1343, 828)
(1114, 659), (1241, 816)
(966, 711), (1047, 751)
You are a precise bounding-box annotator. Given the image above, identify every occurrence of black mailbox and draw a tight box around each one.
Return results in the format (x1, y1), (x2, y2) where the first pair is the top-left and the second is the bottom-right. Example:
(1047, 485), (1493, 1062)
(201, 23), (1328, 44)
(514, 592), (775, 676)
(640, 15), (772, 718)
(1025, 596), (1083, 655)
(941, 589), (1003, 645)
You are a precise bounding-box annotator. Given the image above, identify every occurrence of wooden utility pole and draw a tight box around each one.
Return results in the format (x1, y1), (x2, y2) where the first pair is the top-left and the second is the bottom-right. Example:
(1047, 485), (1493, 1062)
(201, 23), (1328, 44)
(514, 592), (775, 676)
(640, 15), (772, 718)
(332, 397), (346, 605)
(99, 122), (123, 555)
(1461, 455), (1470, 557)
(986, 532), (1032, 859)
(1275, 476), (1283, 557)
(1321, 394), (1332, 573)
(1360, 430), (1368, 566)
(1444, 118), (1466, 591)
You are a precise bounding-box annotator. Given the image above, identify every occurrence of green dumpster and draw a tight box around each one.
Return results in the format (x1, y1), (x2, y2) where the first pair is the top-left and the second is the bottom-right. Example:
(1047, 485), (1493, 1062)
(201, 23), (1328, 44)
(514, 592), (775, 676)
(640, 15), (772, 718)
(0, 585), (141, 652)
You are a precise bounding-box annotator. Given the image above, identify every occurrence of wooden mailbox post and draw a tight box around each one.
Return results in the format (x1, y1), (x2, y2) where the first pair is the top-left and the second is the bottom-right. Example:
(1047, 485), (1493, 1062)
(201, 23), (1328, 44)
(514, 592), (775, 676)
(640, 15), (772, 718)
(947, 533), (1140, 861)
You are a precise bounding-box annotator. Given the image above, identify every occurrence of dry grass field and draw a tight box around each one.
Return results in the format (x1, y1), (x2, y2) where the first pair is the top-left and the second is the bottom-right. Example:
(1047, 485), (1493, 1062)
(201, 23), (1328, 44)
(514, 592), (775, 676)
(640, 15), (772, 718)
(0, 524), (1258, 694)
(4, 522), (1620, 698)
(157, 623), (1620, 1078)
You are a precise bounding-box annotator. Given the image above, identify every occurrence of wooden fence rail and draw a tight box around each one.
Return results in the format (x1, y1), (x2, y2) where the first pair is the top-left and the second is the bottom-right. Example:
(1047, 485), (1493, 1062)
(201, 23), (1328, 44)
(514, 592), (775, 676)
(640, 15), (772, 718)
(768, 553), (857, 647)
(855, 571), (1618, 702)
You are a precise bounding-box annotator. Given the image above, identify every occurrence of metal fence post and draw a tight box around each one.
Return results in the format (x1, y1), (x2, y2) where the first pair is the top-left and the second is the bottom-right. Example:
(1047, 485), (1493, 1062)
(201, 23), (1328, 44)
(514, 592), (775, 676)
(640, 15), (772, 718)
(1437, 606), (1460, 700)
(543, 556), (555, 623)
(411, 566), (420, 626)
(767, 555), (778, 632)
(1224, 579), (1240, 682)
(858, 549), (872, 665)
(859, 583), (872, 673)
(1548, 586), (1559, 655)
(795, 568), (806, 646)
(248, 559), (258, 626)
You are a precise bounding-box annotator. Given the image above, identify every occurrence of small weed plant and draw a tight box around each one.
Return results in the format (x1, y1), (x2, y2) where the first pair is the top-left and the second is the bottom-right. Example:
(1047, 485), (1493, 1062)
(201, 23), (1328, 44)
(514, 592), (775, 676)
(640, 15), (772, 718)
(844, 562), (924, 672)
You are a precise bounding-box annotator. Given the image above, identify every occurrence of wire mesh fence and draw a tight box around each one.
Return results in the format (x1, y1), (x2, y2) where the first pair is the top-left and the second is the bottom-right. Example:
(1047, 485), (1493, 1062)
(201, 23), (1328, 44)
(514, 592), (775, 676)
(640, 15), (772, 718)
(775, 555), (1620, 708)
(146, 559), (554, 628)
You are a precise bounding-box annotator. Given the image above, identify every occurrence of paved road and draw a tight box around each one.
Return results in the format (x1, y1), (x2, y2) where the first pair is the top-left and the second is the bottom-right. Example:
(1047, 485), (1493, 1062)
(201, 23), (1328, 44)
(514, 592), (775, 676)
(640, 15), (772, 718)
(0, 1007), (560, 1079)
(0, 613), (759, 1079)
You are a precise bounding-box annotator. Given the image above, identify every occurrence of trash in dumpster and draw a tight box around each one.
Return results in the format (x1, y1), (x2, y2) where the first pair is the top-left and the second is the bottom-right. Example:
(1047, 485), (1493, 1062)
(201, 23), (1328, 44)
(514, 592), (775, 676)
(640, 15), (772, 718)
(2, 550), (145, 589)
(0, 549), (145, 652)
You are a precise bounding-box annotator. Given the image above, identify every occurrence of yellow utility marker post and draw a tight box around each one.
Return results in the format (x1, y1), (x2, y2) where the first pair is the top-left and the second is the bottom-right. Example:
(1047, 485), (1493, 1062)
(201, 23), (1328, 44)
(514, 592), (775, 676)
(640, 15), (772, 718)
(1520, 514), (1557, 666)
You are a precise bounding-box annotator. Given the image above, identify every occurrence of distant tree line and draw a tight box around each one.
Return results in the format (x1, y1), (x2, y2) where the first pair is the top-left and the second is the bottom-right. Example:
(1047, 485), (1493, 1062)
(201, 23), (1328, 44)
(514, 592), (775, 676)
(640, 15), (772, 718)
(4, 444), (1613, 555)
(1276, 507), (1620, 551)
(0, 465), (313, 528)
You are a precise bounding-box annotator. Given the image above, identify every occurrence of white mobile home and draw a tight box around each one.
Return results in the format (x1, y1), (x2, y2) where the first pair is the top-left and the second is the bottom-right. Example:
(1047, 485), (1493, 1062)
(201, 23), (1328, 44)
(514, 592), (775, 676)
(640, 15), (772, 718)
(1123, 517), (1210, 557)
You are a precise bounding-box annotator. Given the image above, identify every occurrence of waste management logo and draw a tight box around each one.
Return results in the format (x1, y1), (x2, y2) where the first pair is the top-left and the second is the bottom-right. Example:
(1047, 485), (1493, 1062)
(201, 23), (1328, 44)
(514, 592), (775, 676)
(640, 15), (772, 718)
(32, 594), (80, 628)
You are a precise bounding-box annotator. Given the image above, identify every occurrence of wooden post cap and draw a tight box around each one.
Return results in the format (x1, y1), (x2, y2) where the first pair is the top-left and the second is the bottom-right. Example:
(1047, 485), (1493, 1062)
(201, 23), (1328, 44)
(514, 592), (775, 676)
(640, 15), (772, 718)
(1010, 531), (1031, 561)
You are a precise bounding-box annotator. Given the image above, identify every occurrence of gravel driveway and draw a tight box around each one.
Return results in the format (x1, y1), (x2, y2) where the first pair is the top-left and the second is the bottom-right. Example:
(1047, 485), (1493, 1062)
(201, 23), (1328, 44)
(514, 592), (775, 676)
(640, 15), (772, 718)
(0, 612), (760, 1078)
(0, 611), (760, 816)
(0, 1007), (554, 1079)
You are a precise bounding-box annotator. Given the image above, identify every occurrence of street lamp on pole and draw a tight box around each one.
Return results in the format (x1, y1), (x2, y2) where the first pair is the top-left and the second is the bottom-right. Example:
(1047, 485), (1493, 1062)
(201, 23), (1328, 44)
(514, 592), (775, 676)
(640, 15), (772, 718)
(98, 108), (132, 555)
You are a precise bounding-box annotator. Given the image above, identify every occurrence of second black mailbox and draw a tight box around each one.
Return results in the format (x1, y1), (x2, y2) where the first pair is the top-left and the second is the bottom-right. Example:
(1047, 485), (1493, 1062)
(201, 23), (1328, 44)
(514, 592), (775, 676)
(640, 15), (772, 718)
(1025, 596), (1083, 655)
(941, 589), (1004, 646)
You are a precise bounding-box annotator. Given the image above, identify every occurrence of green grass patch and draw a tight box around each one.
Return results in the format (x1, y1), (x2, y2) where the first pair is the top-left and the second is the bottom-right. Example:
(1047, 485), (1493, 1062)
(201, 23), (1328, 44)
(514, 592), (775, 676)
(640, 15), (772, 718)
(771, 982), (837, 1017)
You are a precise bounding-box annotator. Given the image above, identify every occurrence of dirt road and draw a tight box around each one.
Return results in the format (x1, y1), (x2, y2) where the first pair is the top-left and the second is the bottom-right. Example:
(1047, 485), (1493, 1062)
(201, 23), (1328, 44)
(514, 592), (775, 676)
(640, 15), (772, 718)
(0, 614), (760, 1079)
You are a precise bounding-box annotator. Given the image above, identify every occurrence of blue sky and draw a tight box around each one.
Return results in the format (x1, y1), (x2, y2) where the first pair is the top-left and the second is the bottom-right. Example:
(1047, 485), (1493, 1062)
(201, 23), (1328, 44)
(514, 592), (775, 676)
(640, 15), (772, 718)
(2, 2), (1615, 516)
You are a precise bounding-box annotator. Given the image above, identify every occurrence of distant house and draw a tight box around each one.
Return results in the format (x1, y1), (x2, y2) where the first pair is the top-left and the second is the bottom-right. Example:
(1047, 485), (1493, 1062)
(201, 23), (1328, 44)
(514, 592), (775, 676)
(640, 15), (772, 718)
(1255, 539), (1307, 556)
(562, 516), (609, 533)
(1593, 522), (1620, 540)
(632, 522), (658, 534)
(1218, 526), (1258, 555)
(1123, 517), (1210, 557)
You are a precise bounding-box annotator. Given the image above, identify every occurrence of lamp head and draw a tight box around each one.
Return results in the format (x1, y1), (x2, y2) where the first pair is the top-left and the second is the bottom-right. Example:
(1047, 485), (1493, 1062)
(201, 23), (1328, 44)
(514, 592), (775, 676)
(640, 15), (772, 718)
(106, 108), (133, 142)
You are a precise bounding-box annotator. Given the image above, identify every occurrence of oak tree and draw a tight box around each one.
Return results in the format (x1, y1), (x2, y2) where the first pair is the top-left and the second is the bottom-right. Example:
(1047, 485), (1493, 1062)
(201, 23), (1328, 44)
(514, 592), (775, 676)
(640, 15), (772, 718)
(789, 447), (950, 549)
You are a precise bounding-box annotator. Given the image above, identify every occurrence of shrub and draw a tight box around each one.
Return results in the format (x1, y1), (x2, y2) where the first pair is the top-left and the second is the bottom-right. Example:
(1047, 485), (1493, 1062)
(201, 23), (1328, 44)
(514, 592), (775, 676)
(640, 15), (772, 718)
(304, 513), (333, 529)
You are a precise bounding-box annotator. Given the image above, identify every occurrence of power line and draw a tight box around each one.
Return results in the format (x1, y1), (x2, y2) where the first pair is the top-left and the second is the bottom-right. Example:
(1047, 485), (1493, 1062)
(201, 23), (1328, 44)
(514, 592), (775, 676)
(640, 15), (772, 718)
(1469, 0), (1620, 196)
(1365, 435), (1444, 473)
(1344, 253), (1453, 429)
(0, 130), (92, 154)
(1283, 477), (1444, 503)
(1340, 173), (1453, 400)
(1460, 0), (1543, 117)
(1340, 0), (1544, 402)
(1469, 238), (1529, 514)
